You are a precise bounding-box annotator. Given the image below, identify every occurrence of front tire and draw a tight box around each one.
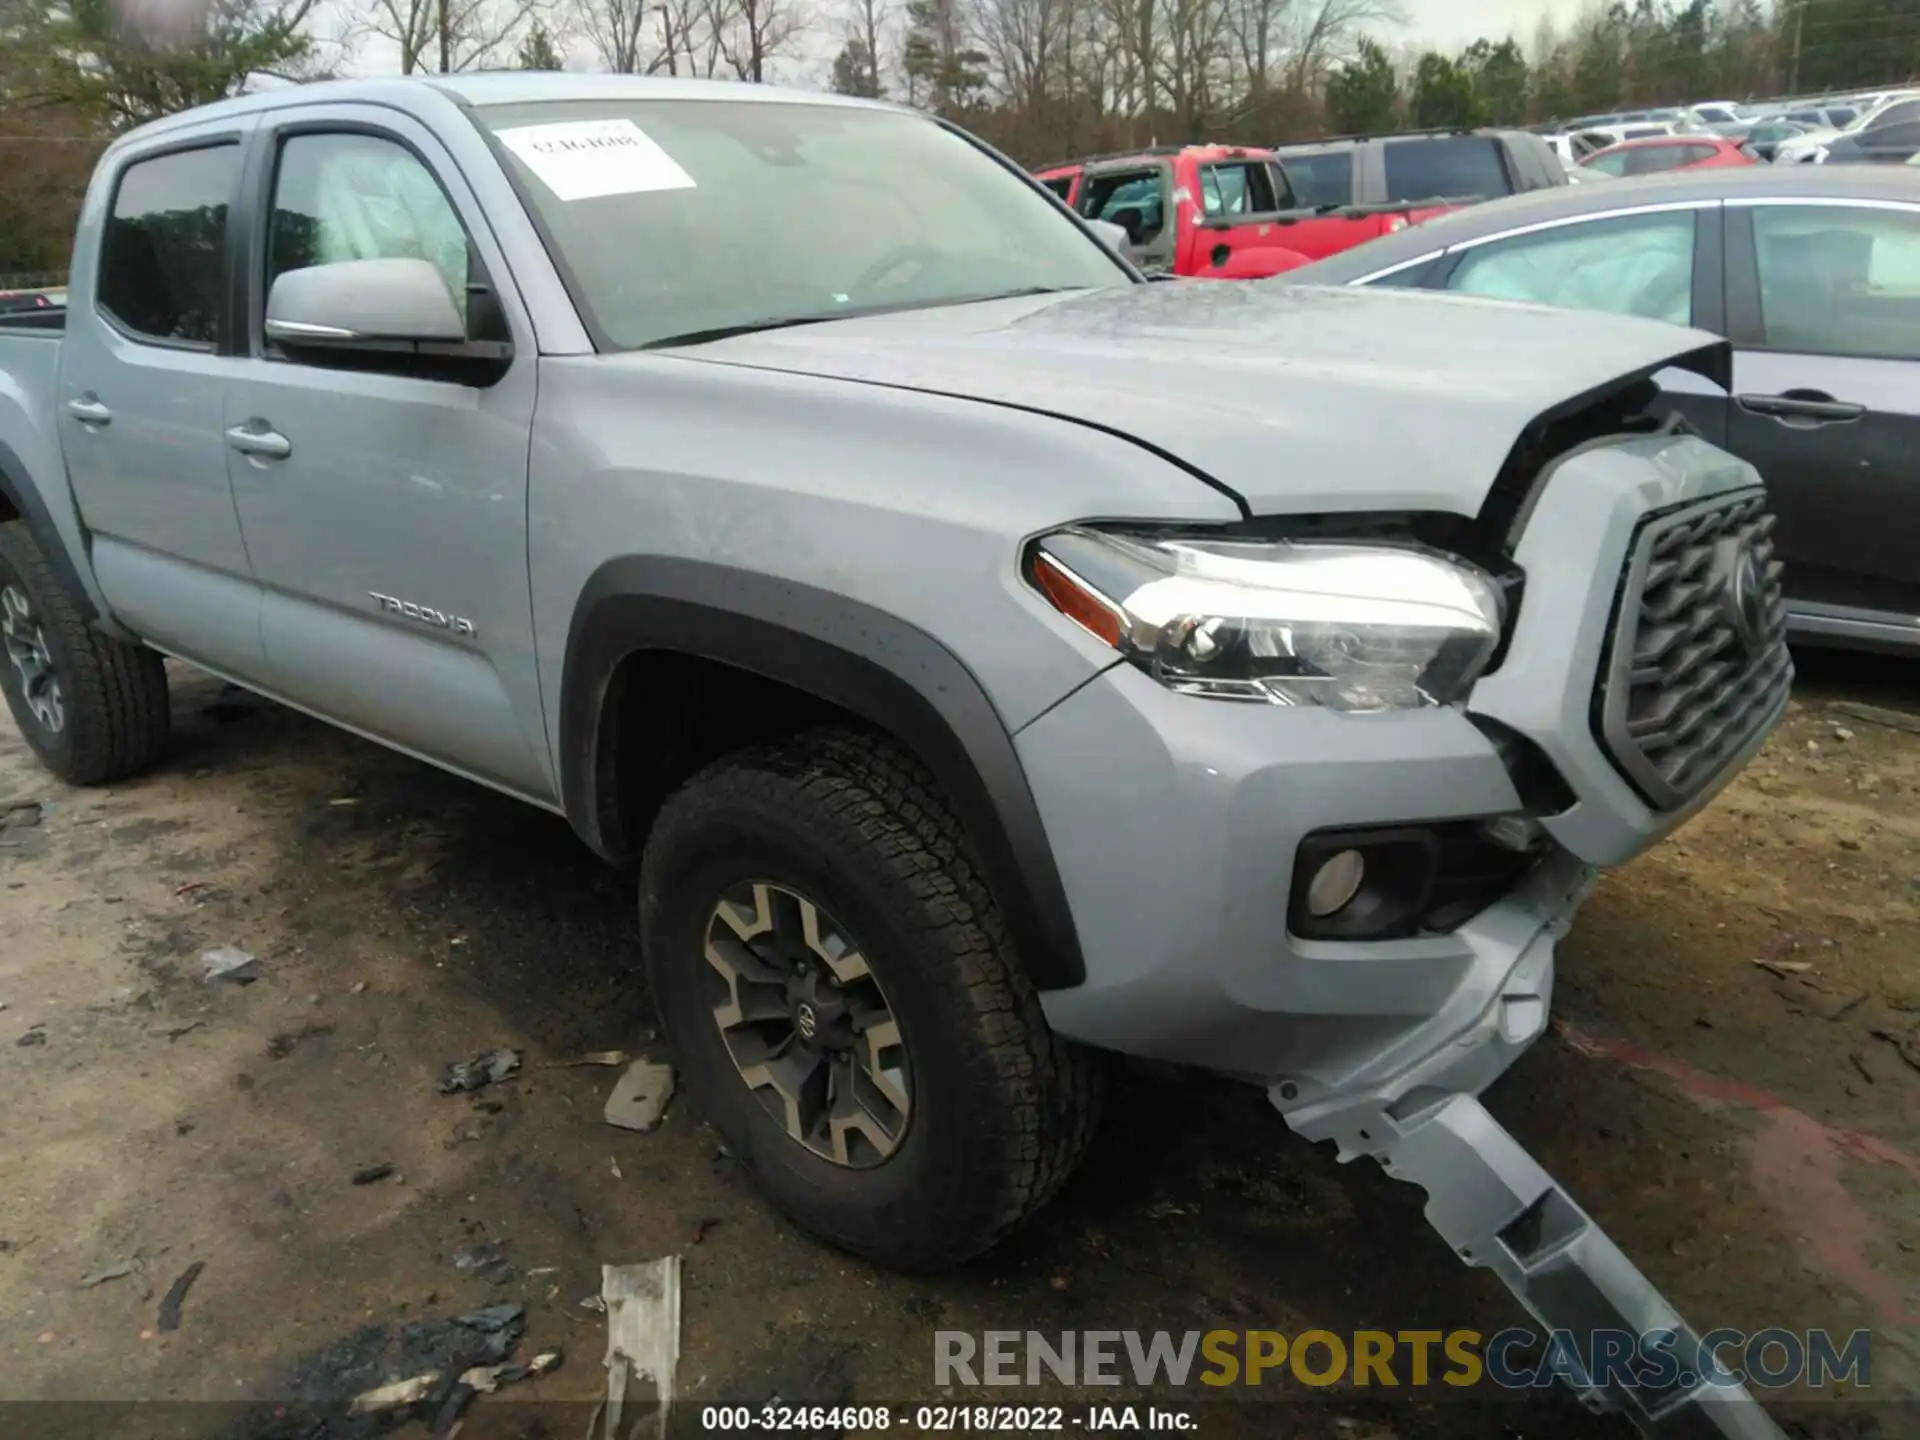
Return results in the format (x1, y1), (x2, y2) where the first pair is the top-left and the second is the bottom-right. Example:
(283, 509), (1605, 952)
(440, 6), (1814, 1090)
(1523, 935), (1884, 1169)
(639, 728), (1104, 1271)
(0, 520), (169, 784)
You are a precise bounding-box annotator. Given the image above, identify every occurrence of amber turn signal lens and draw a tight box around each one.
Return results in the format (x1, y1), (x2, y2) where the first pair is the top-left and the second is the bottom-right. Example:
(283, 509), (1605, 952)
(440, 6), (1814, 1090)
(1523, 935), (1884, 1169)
(1032, 552), (1123, 648)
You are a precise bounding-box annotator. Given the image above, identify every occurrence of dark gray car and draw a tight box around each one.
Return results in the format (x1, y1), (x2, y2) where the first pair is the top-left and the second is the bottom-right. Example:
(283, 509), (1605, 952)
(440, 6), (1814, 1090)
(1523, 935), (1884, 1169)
(1284, 165), (1920, 654)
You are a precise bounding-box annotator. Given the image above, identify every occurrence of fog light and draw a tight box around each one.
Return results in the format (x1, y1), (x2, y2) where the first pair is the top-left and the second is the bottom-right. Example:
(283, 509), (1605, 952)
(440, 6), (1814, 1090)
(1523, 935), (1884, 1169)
(1305, 849), (1366, 917)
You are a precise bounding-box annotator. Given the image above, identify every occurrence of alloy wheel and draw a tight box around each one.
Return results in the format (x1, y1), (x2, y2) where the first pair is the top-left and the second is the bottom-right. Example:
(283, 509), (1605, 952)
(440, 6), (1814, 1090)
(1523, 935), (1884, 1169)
(0, 584), (63, 734)
(702, 880), (911, 1168)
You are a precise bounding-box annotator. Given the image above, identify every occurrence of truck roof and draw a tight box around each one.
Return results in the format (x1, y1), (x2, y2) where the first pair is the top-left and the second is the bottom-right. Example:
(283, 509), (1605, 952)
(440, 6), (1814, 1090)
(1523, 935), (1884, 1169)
(1033, 144), (1275, 175)
(109, 72), (900, 150)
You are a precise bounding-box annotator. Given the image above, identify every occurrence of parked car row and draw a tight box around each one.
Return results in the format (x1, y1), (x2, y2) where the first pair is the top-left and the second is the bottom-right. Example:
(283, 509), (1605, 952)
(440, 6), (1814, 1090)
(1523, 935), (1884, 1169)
(1546, 89), (1920, 170)
(1032, 130), (1570, 277)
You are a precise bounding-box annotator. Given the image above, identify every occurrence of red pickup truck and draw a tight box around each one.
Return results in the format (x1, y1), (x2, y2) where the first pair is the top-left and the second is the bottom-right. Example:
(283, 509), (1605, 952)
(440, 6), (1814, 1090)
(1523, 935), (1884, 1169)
(1034, 145), (1440, 279)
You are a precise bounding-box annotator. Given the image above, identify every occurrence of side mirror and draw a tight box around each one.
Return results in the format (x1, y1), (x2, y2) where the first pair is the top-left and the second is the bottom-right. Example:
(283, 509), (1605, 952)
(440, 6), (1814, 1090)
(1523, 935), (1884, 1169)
(265, 257), (467, 347)
(1088, 219), (1132, 256)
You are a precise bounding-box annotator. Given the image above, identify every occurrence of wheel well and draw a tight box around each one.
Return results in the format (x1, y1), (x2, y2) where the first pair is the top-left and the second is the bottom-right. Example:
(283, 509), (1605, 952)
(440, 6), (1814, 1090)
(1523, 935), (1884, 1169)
(560, 561), (1087, 989)
(590, 649), (849, 867)
(0, 489), (17, 525)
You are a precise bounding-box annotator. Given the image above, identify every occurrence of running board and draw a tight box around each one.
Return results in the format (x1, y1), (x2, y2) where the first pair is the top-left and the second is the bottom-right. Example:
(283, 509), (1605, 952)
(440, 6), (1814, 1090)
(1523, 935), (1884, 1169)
(1276, 1090), (1787, 1439)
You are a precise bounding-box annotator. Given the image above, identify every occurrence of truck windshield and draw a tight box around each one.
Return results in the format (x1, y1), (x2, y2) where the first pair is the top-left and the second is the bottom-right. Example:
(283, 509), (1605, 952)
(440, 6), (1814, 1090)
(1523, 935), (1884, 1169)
(475, 98), (1128, 349)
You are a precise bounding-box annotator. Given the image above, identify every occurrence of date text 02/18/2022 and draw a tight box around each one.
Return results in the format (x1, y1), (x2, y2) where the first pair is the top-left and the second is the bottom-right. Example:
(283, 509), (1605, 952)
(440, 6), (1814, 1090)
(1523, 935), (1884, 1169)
(698, 1405), (1198, 1431)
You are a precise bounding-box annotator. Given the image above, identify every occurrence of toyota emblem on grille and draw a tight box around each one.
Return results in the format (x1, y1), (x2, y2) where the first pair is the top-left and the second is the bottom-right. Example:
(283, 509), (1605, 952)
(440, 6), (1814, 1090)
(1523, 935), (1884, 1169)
(1717, 537), (1768, 657)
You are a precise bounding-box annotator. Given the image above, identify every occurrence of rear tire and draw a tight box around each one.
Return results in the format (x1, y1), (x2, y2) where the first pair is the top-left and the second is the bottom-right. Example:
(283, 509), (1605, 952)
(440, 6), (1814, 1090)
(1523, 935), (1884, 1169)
(0, 520), (170, 785)
(639, 727), (1104, 1271)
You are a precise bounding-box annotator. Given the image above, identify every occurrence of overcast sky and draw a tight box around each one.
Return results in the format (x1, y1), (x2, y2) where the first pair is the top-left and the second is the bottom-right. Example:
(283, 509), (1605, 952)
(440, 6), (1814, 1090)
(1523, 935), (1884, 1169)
(332, 0), (1603, 81)
(1399, 0), (1595, 52)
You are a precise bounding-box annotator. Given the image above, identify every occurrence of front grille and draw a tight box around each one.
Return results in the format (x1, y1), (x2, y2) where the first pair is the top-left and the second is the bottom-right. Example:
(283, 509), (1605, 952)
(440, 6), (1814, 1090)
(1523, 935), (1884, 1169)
(1593, 489), (1791, 810)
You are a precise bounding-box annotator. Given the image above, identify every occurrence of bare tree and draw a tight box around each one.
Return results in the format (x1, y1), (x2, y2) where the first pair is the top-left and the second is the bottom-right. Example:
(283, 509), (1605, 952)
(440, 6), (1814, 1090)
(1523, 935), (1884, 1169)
(653, 0), (727, 73)
(977, 0), (1075, 117)
(1223, 0), (1292, 96)
(707, 0), (806, 80)
(834, 0), (890, 95)
(576, 0), (658, 70)
(1282, 0), (1400, 91)
(355, 0), (548, 73)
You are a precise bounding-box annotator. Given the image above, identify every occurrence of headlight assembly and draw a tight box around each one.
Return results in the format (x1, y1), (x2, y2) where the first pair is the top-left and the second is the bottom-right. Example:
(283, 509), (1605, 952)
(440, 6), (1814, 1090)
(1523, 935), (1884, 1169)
(1028, 527), (1506, 712)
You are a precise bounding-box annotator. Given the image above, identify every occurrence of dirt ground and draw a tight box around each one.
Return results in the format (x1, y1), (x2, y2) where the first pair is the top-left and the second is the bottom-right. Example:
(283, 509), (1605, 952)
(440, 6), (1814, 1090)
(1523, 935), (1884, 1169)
(2, 652), (1917, 1440)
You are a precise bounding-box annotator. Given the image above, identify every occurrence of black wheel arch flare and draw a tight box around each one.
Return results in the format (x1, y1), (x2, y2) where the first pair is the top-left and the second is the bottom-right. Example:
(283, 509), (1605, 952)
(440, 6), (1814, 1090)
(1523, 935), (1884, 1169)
(559, 557), (1087, 991)
(0, 439), (97, 624)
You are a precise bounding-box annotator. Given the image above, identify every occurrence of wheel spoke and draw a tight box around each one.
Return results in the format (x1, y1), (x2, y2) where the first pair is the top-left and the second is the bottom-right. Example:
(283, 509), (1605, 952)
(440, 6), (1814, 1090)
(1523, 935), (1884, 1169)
(828, 1053), (904, 1164)
(714, 884), (776, 942)
(769, 886), (808, 961)
(704, 936), (789, 1030)
(854, 1016), (911, 1116)
(739, 1048), (830, 1148)
(802, 901), (872, 984)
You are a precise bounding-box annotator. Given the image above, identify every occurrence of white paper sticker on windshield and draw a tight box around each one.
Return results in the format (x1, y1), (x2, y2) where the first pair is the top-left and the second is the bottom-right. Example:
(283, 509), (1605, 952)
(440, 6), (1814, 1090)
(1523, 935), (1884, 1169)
(495, 119), (695, 202)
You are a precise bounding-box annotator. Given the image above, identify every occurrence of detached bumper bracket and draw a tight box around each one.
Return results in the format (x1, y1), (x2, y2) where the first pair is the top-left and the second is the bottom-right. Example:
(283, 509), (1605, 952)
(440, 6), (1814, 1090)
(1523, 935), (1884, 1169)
(1276, 1090), (1787, 1439)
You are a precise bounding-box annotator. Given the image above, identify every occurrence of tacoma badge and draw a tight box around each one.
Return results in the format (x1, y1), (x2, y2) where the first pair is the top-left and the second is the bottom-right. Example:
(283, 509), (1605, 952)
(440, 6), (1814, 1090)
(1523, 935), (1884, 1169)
(369, 591), (476, 638)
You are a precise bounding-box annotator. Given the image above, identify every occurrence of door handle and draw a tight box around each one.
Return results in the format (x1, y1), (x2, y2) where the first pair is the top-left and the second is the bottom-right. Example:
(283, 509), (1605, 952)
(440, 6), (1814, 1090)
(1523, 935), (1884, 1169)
(225, 424), (292, 460)
(65, 398), (112, 425)
(1736, 391), (1866, 426)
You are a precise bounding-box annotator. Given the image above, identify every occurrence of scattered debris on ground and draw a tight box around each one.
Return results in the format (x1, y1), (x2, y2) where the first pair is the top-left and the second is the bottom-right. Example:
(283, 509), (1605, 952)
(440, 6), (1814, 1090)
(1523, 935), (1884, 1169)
(1872, 1022), (1920, 1074)
(452, 1238), (515, 1284)
(265, 1301), (555, 1438)
(0, 800), (42, 830)
(349, 1163), (395, 1186)
(599, 1257), (682, 1440)
(265, 1020), (335, 1059)
(1830, 699), (1920, 735)
(156, 1259), (204, 1332)
(78, 1257), (141, 1290)
(555, 1049), (631, 1068)
(605, 1058), (676, 1132)
(201, 946), (257, 983)
(16, 1026), (45, 1047)
(438, 1047), (521, 1093)
(348, 1371), (437, 1414)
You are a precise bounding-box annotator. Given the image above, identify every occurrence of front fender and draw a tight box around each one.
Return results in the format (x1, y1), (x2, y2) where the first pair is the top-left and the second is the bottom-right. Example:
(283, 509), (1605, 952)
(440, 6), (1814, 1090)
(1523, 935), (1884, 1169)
(559, 559), (1090, 990)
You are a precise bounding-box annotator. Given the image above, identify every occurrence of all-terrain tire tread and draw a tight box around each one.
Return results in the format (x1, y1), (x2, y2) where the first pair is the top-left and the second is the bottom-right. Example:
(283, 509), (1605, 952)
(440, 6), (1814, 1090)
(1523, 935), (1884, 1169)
(0, 521), (169, 784)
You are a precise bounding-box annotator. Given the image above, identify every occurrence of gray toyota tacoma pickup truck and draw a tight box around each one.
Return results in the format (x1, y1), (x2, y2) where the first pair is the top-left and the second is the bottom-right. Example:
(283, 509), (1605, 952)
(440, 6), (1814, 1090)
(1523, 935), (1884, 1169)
(0, 74), (1790, 1435)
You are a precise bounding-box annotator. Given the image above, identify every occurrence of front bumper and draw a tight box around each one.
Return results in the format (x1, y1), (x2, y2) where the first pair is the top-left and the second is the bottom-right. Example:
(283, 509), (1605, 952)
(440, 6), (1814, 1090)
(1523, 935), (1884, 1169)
(1014, 430), (1789, 1437)
(1019, 429), (1776, 1087)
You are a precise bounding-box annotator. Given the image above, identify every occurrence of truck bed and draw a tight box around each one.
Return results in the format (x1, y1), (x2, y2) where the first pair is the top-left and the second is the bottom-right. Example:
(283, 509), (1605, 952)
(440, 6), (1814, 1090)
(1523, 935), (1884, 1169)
(0, 308), (66, 334)
(0, 318), (95, 620)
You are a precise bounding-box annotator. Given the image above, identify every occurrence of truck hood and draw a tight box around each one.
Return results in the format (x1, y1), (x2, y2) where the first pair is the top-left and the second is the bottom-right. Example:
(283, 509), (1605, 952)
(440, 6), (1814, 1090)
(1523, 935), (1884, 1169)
(667, 282), (1731, 518)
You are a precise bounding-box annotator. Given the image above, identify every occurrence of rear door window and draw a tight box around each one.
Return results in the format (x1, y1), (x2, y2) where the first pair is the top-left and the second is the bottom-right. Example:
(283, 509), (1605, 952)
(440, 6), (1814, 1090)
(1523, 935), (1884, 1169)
(1199, 162), (1278, 217)
(1040, 175), (1074, 201)
(1622, 143), (1706, 175)
(97, 143), (239, 347)
(1382, 136), (1510, 204)
(1447, 209), (1698, 325)
(1752, 205), (1920, 359)
(1277, 150), (1352, 208)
